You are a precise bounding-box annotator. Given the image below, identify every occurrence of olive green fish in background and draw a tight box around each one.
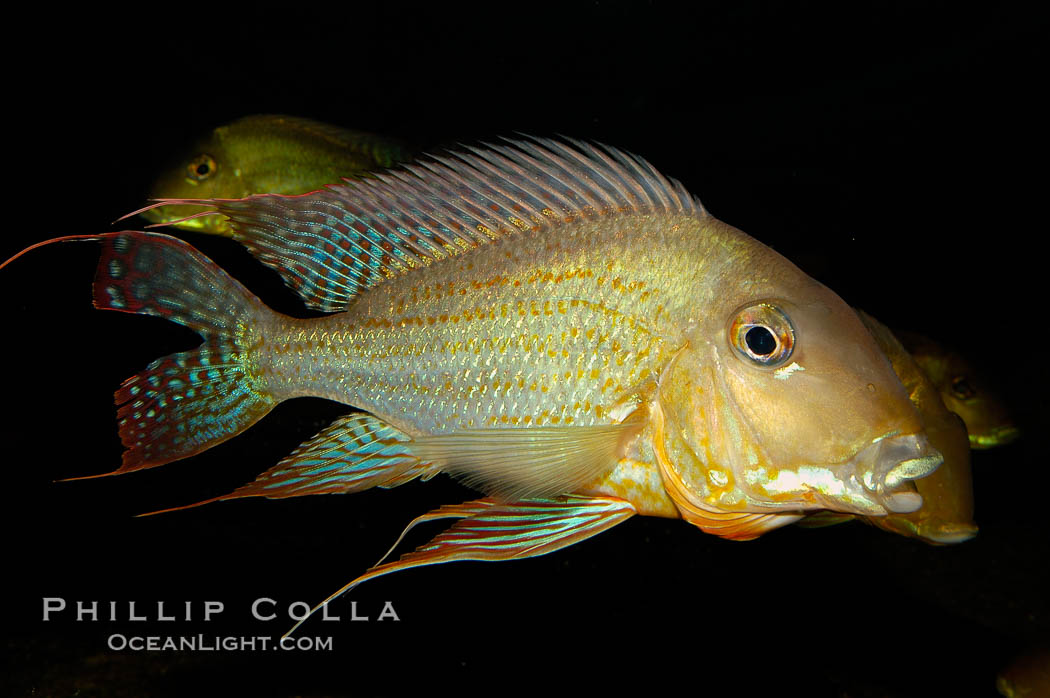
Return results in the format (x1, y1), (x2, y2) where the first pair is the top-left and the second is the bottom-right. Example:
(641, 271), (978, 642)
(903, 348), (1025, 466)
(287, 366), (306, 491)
(142, 115), (412, 236)
(895, 330), (1020, 449)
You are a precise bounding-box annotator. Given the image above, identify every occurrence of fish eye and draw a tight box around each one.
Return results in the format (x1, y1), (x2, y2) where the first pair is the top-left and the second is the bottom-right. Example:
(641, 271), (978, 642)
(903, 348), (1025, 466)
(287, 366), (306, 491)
(951, 376), (976, 400)
(186, 153), (217, 181)
(728, 302), (795, 368)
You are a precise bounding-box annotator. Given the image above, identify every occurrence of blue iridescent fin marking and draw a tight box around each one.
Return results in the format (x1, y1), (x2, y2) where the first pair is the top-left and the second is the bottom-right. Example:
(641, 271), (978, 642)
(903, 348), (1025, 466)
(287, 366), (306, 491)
(245, 413), (437, 497)
(134, 136), (704, 312)
(142, 414), (439, 514)
(284, 495), (637, 636)
(83, 232), (276, 476)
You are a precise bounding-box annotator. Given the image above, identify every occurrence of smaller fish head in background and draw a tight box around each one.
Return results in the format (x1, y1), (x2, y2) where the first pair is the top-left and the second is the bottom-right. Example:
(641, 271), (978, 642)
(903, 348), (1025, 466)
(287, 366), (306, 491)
(931, 354), (1019, 449)
(142, 126), (246, 234)
(897, 331), (1020, 449)
(654, 236), (941, 520)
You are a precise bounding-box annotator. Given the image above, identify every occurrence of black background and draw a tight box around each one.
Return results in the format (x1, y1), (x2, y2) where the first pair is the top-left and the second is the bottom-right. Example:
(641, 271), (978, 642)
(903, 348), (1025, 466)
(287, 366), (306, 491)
(2, 4), (1047, 696)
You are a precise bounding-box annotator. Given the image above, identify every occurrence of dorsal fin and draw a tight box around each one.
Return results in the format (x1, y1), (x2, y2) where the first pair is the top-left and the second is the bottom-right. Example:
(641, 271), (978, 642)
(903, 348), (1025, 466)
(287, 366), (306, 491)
(135, 137), (705, 312)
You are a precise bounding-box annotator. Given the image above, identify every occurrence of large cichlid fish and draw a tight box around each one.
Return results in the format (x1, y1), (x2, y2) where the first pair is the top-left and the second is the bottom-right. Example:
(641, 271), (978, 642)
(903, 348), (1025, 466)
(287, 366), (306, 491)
(8, 138), (943, 630)
(141, 114), (412, 236)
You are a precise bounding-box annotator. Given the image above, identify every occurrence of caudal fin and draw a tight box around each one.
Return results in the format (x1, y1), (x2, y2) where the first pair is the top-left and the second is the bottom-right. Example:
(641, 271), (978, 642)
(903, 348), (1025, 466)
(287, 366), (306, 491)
(86, 232), (277, 475)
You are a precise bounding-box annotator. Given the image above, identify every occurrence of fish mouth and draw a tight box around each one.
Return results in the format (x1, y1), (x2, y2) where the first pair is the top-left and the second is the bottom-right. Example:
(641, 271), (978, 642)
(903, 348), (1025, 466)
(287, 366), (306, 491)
(923, 523), (979, 544)
(814, 433), (943, 516)
(972, 424), (1021, 449)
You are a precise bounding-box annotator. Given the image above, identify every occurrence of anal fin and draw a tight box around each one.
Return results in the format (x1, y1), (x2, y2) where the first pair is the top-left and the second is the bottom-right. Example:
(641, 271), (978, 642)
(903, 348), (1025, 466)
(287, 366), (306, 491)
(143, 413), (435, 514)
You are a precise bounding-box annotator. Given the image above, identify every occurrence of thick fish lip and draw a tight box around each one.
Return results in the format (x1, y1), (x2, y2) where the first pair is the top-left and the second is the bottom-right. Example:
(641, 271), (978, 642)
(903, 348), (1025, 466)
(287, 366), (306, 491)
(972, 424), (1021, 449)
(854, 432), (943, 514)
(924, 523), (979, 544)
(809, 433), (943, 516)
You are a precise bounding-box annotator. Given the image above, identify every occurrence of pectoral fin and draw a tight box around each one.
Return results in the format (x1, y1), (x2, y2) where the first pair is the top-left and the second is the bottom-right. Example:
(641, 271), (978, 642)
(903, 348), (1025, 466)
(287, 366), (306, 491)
(285, 494), (637, 637)
(414, 418), (642, 501)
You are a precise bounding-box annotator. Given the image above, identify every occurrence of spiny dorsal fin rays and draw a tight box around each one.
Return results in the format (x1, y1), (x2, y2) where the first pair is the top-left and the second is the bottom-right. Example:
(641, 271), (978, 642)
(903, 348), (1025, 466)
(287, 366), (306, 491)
(135, 136), (702, 313)
(282, 494), (637, 638)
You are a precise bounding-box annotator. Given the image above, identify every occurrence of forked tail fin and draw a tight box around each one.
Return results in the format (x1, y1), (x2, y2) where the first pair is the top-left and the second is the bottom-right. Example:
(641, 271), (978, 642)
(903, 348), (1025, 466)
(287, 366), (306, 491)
(87, 232), (277, 475)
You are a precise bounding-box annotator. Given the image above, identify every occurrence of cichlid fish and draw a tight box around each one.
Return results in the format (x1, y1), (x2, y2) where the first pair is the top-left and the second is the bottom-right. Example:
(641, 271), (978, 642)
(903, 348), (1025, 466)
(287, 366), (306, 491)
(802, 312), (977, 544)
(10, 138), (944, 630)
(895, 330), (1019, 449)
(141, 114), (412, 236)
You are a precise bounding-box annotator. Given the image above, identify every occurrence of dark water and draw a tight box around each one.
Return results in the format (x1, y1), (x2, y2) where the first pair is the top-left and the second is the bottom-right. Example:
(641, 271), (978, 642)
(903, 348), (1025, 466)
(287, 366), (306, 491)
(3, 5), (1046, 696)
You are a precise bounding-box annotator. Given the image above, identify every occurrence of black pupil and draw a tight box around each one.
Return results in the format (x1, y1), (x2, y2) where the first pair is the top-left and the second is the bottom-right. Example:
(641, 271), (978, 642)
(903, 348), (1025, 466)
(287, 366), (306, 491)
(745, 326), (777, 356)
(195, 161), (210, 176)
(952, 377), (975, 399)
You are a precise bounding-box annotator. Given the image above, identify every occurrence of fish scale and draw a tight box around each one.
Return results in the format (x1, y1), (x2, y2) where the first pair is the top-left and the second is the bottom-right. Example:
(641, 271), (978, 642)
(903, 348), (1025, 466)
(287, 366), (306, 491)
(251, 215), (683, 437)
